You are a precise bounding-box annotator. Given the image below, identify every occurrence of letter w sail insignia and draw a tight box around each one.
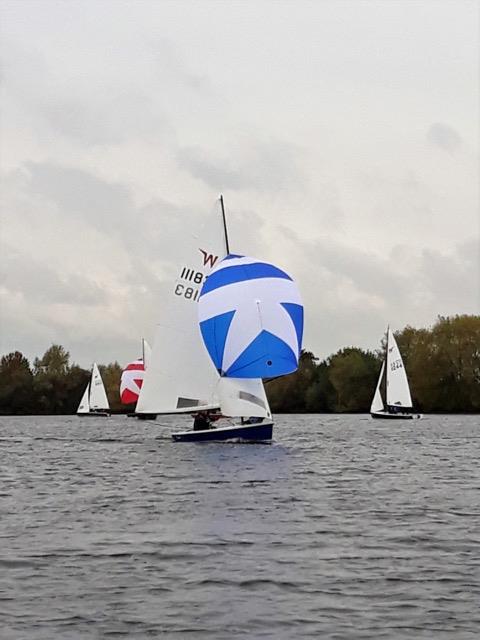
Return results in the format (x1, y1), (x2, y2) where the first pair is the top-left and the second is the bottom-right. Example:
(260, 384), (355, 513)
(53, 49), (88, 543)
(199, 249), (219, 268)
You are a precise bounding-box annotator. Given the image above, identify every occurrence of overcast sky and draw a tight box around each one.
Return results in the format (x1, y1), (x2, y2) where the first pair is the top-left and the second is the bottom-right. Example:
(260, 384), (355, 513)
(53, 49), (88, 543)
(1, 0), (478, 369)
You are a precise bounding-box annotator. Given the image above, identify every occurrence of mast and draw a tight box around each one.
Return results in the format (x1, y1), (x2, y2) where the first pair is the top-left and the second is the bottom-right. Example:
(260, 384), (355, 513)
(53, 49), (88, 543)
(87, 368), (92, 410)
(142, 338), (145, 363)
(219, 194), (230, 255)
(381, 327), (388, 407)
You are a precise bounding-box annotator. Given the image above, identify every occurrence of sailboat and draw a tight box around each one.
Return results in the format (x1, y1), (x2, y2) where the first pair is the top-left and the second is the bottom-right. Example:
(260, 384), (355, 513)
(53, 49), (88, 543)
(370, 327), (422, 420)
(136, 196), (303, 441)
(77, 362), (110, 417)
(120, 339), (156, 419)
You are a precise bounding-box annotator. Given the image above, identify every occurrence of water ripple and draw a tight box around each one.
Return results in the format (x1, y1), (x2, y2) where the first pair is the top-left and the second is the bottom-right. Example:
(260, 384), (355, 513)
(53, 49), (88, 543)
(0, 414), (479, 639)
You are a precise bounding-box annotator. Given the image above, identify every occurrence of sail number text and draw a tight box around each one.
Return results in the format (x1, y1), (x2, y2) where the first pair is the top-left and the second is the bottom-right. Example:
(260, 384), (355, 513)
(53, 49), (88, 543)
(174, 266), (205, 302)
(390, 359), (403, 371)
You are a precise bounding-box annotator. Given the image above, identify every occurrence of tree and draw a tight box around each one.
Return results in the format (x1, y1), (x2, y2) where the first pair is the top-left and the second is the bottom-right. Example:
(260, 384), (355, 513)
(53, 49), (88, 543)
(1, 315), (478, 414)
(304, 361), (336, 412)
(266, 350), (318, 412)
(0, 352), (34, 414)
(33, 344), (70, 376)
(33, 345), (73, 414)
(99, 362), (123, 413)
(327, 347), (379, 412)
(396, 316), (480, 412)
(64, 365), (90, 414)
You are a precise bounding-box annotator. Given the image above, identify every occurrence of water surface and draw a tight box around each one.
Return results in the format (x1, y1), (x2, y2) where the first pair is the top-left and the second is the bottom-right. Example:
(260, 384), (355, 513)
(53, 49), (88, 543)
(1, 414), (479, 639)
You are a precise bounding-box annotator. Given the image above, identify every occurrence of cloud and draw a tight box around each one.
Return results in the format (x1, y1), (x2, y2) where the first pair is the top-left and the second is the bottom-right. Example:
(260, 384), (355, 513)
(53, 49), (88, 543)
(0, 1), (477, 369)
(419, 239), (480, 312)
(177, 137), (305, 193)
(11, 161), (207, 266)
(271, 226), (479, 357)
(426, 122), (462, 153)
(0, 244), (104, 306)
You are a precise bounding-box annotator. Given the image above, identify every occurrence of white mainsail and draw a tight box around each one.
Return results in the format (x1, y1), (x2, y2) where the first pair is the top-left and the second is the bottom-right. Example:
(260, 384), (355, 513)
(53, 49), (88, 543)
(385, 328), (413, 408)
(136, 202), (228, 414)
(370, 360), (385, 413)
(89, 363), (110, 410)
(77, 363), (110, 413)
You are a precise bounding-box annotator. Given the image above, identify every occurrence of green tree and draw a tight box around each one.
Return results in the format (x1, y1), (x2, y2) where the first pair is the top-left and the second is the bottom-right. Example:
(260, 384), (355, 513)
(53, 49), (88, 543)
(33, 344), (70, 376)
(266, 350), (318, 412)
(304, 361), (336, 412)
(0, 352), (35, 414)
(33, 344), (73, 414)
(64, 365), (90, 414)
(99, 362), (123, 413)
(328, 347), (379, 412)
(396, 316), (480, 412)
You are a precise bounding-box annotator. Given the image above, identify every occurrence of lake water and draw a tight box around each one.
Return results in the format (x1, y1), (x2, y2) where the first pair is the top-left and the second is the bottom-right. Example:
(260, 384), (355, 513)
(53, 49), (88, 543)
(0, 414), (479, 639)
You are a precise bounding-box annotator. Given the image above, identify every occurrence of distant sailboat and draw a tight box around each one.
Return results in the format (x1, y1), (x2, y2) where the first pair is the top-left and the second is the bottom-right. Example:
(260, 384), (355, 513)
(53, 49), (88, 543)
(370, 327), (421, 420)
(120, 357), (145, 405)
(120, 339), (156, 419)
(77, 363), (110, 417)
(136, 196), (303, 441)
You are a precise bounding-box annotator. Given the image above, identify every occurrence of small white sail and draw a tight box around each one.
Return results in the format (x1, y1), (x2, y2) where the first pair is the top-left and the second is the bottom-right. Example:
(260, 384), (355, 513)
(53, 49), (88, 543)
(136, 201), (227, 414)
(77, 384), (90, 414)
(142, 339), (152, 369)
(370, 361), (385, 413)
(217, 377), (271, 419)
(386, 328), (413, 408)
(89, 363), (110, 410)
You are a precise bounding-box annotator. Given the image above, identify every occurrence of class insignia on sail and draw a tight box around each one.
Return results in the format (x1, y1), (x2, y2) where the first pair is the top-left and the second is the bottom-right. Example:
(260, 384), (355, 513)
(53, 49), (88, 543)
(198, 254), (304, 378)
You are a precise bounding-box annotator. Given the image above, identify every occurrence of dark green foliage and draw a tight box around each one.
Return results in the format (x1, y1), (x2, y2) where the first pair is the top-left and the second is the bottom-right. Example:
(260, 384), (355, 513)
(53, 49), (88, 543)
(0, 345), (124, 415)
(327, 348), (379, 412)
(0, 315), (479, 414)
(99, 362), (123, 413)
(0, 351), (35, 414)
(267, 351), (318, 412)
(396, 315), (480, 412)
(265, 315), (480, 413)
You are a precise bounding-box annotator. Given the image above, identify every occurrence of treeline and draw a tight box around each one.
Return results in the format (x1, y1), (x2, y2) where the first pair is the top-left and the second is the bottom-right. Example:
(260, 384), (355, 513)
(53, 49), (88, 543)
(267, 315), (480, 413)
(0, 315), (479, 415)
(0, 345), (124, 415)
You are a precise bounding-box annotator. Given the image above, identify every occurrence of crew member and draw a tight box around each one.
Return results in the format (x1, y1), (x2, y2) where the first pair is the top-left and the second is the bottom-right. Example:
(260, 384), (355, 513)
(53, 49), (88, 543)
(193, 411), (211, 431)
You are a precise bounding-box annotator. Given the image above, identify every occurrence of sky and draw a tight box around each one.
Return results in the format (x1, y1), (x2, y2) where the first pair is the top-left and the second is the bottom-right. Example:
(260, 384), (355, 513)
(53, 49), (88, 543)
(1, 0), (478, 369)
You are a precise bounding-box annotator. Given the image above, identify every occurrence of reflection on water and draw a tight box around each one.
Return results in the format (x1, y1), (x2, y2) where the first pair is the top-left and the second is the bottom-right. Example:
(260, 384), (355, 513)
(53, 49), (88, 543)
(1, 414), (479, 639)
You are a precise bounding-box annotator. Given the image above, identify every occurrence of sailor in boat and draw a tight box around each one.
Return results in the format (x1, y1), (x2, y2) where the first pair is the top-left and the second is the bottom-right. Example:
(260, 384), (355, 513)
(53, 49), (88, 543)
(242, 416), (264, 425)
(193, 411), (211, 431)
(192, 410), (223, 431)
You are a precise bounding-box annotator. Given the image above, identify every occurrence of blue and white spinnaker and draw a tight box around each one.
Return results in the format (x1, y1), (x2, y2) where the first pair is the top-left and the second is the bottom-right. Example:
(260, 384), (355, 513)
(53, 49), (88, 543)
(198, 255), (303, 378)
